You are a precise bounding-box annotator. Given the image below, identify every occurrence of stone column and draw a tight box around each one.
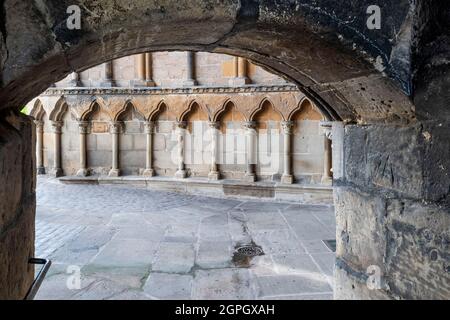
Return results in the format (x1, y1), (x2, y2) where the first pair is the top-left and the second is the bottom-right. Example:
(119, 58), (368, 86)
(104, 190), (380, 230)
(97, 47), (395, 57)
(281, 121), (294, 184)
(145, 53), (155, 85)
(243, 121), (257, 182)
(34, 120), (45, 175)
(51, 121), (63, 177)
(134, 53), (155, 87)
(183, 52), (197, 86)
(76, 121), (89, 177)
(68, 72), (81, 87)
(208, 121), (220, 180)
(175, 121), (187, 178)
(108, 121), (121, 177)
(101, 61), (114, 87)
(229, 57), (251, 85)
(320, 121), (333, 183)
(143, 121), (155, 176)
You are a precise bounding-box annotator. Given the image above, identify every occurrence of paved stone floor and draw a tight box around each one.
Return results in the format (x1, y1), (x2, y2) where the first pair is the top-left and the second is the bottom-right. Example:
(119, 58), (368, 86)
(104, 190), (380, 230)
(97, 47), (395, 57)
(34, 176), (336, 300)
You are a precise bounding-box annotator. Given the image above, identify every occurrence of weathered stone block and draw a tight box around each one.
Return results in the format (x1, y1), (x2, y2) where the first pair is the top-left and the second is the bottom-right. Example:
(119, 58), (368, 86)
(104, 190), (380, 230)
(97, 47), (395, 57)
(0, 112), (35, 299)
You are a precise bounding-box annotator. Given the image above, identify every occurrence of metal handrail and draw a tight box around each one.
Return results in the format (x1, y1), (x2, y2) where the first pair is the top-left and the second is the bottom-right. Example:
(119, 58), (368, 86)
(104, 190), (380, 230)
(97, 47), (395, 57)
(24, 258), (52, 300)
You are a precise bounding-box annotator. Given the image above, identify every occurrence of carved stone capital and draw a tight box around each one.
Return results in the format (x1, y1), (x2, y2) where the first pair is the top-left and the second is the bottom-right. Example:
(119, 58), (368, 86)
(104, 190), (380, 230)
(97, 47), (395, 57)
(34, 120), (44, 131)
(281, 121), (294, 135)
(109, 121), (122, 134)
(208, 121), (220, 129)
(242, 121), (256, 130)
(144, 121), (154, 134)
(78, 121), (90, 134)
(320, 121), (333, 140)
(51, 121), (63, 133)
(175, 121), (187, 129)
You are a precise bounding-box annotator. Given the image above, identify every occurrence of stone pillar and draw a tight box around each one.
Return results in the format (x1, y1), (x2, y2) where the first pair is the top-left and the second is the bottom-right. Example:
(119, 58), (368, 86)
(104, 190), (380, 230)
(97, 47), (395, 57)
(101, 61), (114, 87)
(334, 122), (450, 300)
(68, 72), (81, 87)
(320, 121), (333, 184)
(281, 121), (294, 184)
(208, 121), (220, 180)
(34, 120), (45, 175)
(243, 121), (257, 182)
(143, 121), (155, 176)
(134, 53), (155, 87)
(183, 52), (197, 86)
(145, 53), (155, 85)
(233, 56), (239, 77)
(76, 121), (89, 177)
(108, 121), (121, 177)
(51, 120), (63, 177)
(229, 57), (251, 86)
(174, 121), (187, 178)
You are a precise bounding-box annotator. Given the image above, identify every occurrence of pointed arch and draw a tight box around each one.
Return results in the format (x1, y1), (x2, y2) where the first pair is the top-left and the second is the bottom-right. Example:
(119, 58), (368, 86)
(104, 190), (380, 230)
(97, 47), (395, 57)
(79, 99), (101, 121)
(213, 98), (238, 122)
(148, 100), (167, 121)
(29, 99), (46, 120)
(118, 99), (145, 121)
(179, 99), (209, 122)
(288, 97), (324, 121)
(250, 97), (283, 121)
(49, 96), (68, 121)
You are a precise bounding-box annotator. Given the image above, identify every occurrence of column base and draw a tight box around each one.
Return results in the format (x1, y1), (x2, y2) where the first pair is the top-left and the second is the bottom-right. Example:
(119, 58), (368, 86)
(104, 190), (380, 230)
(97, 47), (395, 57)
(182, 79), (197, 87)
(100, 81), (115, 88)
(229, 77), (251, 86)
(37, 166), (46, 175)
(51, 168), (64, 178)
(108, 169), (121, 177)
(68, 80), (81, 87)
(76, 168), (89, 177)
(208, 171), (220, 180)
(175, 170), (187, 179)
(143, 168), (155, 177)
(132, 80), (156, 87)
(321, 176), (333, 185)
(281, 174), (294, 184)
(243, 173), (256, 182)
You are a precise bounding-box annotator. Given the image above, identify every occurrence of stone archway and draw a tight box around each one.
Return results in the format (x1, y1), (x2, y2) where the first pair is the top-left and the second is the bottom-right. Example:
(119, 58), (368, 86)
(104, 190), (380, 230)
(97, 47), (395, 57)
(0, 0), (449, 300)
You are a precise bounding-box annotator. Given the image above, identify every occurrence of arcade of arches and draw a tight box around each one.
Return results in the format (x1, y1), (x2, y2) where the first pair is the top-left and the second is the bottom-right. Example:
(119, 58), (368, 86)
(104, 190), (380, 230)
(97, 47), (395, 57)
(0, 0), (449, 300)
(26, 52), (333, 193)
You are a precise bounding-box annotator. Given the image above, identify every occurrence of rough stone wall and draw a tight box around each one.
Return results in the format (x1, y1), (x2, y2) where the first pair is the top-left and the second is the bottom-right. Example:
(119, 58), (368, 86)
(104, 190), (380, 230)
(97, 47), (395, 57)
(334, 122), (450, 299)
(0, 111), (35, 300)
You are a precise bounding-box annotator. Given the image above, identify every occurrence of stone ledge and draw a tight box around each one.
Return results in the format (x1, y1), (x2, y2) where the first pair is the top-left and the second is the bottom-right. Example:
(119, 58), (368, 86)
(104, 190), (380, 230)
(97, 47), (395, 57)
(59, 176), (333, 204)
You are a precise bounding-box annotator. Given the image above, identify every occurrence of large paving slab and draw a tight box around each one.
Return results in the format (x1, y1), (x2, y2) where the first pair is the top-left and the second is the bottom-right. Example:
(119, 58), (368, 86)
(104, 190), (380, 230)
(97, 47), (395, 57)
(35, 176), (336, 300)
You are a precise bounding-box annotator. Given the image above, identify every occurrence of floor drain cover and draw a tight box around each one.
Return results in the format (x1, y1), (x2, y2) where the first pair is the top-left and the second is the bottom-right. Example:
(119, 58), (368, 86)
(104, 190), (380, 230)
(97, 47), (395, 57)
(236, 245), (263, 257)
(322, 239), (336, 252)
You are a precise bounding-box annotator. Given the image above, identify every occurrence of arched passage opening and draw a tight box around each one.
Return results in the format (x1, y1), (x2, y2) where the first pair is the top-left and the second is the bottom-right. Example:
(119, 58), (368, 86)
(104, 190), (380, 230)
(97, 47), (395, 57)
(0, 1), (448, 301)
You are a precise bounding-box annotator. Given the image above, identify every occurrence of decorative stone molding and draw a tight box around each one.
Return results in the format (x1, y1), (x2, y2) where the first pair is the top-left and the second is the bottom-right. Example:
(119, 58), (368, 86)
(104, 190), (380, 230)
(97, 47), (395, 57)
(42, 84), (299, 96)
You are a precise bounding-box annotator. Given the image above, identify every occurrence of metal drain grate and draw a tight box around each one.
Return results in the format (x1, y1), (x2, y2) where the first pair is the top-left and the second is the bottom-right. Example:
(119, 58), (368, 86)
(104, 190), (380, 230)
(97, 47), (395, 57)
(236, 245), (263, 257)
(322, 239), (336, 252)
